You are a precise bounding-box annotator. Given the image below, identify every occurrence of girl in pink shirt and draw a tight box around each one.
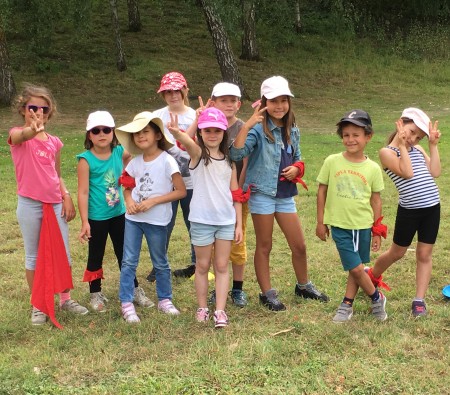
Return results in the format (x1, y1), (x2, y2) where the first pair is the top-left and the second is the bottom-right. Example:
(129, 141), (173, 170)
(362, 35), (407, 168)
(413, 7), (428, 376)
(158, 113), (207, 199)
(8, 84), (88, 326)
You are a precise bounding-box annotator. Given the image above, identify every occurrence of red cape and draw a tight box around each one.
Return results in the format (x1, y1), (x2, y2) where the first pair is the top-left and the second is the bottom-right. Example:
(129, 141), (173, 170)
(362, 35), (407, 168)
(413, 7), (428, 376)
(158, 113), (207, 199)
(31, 203), (73, 329)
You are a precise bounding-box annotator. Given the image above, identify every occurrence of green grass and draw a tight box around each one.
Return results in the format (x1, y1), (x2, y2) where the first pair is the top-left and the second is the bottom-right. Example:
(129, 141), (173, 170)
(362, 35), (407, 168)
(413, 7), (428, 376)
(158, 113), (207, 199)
(1, 1), (450, 394)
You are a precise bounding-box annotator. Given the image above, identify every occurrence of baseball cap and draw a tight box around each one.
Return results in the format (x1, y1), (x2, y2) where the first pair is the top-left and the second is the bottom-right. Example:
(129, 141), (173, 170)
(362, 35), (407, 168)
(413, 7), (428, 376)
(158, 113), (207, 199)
(211, 82), (241, 98)
(157, 72), (187, 93)
(401, 107), (430, 136)
(198, 108), (228, 131)
(86, 111), (115, 131)
(337, 110), (372, 128)
(116, 111), (173, 155)
(260, 76), (294, 99)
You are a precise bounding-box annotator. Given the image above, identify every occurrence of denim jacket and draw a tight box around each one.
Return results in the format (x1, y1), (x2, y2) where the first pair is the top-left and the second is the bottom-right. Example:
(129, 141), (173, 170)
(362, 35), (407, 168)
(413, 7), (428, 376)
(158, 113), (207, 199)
(229, 119), (301, 197)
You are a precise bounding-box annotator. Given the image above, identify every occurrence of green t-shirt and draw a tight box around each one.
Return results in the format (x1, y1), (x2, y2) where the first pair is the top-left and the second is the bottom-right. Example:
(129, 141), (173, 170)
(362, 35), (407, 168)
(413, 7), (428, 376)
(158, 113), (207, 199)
(317, 152), (384, 229)
(76, 145), (126, 221)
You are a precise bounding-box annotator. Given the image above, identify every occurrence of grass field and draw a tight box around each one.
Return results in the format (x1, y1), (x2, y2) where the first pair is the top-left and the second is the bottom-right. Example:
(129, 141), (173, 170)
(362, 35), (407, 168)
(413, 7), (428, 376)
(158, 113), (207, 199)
(1, 1), (450, 394)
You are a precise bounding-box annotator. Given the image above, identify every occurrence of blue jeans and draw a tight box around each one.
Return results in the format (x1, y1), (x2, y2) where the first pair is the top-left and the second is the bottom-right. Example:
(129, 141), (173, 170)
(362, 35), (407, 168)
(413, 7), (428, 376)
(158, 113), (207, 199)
(119, 219), (172, 303)
(167, 189), (196, 264)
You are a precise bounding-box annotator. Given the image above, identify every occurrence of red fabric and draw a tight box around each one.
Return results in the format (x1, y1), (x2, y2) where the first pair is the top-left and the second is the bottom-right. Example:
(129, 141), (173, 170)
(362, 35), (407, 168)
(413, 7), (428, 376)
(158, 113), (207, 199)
(367, 267), (391, 291)
(118, 171), (136, 189)
(82, 268), (104, 283)
(372, 216), (388, 239)
(175, 130), (196, 151)
(279, 161), (308, 190)
(231, 185), (253, 203)
(31, 203), (74, 329)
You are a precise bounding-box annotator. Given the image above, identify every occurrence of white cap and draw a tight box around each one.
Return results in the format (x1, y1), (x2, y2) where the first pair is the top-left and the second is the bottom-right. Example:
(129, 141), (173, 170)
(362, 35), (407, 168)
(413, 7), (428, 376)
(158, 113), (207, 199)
(260, 76), (294, 99)
(211, 82), (241, 98)
(401, 107), (430, 136)
(86, 111), (115, 131)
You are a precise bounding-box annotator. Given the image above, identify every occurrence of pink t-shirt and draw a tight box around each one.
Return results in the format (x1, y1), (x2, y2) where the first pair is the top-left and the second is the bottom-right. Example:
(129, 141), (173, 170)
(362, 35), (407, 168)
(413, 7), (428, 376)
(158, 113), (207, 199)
(8, 127), (63, 203)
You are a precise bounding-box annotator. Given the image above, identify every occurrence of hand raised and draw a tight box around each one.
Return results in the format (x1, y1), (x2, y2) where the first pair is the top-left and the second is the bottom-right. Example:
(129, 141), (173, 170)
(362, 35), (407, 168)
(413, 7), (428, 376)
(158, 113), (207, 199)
(244, 103), (267, 129)
(428, 120), (441, 145)
(395, 119), (407, 147)
(29, 108), (45, 134)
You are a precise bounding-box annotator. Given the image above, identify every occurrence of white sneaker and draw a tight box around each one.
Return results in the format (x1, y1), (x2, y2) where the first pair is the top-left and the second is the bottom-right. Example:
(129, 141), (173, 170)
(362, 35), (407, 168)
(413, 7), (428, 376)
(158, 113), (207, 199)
(31, 307), (47, 325)
(133, 286), (155, 308)
(60, 300), (89, 315)
(90, 292), (107, 313)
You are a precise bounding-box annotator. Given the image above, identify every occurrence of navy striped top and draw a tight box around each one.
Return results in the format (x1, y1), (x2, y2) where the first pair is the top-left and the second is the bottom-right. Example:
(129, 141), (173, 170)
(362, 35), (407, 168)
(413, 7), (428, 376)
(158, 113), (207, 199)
(384, 146), (440, 209)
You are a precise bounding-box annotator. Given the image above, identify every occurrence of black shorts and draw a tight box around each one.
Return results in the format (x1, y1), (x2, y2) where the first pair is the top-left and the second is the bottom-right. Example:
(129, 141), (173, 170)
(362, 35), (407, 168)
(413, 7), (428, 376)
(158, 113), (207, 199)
(393, 203), (440, 247)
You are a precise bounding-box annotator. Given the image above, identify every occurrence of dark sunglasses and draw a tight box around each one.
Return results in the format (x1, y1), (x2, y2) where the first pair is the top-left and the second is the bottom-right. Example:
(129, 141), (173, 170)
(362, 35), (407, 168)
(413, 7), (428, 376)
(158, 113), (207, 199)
(90, 127), (113, 135)
(26, 105), (50, 114)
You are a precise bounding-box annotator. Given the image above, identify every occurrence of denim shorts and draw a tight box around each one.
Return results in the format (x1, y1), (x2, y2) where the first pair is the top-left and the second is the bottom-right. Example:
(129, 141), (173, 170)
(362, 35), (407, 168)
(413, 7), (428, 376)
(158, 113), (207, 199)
(190, 222), (235, 246)
(331, 227), (371, 271)
(249, 192), (296, 215)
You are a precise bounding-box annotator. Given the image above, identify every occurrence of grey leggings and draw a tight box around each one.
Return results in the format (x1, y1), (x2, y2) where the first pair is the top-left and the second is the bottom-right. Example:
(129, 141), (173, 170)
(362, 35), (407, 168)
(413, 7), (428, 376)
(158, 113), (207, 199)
(17, 196), (71, 270)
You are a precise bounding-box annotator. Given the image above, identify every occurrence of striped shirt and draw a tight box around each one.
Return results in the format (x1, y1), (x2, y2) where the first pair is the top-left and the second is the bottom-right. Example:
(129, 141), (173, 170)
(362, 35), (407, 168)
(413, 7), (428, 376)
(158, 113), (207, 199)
(384, 146), (440, 209)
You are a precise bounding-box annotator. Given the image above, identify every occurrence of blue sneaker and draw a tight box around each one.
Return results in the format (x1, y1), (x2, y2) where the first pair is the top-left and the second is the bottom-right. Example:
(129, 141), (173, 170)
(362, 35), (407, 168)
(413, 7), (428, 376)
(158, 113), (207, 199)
(229, 289), (248, 307)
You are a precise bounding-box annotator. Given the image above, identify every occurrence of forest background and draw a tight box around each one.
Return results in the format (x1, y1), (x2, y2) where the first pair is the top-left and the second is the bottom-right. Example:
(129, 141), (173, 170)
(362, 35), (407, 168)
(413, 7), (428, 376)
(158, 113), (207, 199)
(0, 0), (450, 394)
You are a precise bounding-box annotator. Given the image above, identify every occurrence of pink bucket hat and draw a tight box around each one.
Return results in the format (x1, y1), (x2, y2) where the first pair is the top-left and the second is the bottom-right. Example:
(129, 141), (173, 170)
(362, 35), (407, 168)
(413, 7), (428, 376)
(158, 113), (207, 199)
(198, 108), (228, 131)
(157, 72), (188, 93)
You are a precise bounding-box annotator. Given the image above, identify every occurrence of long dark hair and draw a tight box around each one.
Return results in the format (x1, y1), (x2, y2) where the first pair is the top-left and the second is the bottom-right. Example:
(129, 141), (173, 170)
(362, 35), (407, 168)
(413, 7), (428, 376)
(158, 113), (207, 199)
(131, 121), (170, 151)
(260, 95), (296, 145)
(196, 128), (232, 167)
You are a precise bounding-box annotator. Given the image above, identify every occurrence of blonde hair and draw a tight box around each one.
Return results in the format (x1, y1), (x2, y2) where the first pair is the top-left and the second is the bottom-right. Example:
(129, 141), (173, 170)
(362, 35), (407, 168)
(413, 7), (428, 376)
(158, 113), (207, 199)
(160, 87), (190, 107)
(13, 83), (57, 120)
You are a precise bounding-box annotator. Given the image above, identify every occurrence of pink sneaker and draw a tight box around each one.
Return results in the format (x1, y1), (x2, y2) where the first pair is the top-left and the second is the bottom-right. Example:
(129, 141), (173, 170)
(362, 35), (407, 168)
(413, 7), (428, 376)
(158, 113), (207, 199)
(213, 310), (229, 329)
(158, 299), (180, 315)
(196, 307), (210, 322)
(121, 302), (140, 323)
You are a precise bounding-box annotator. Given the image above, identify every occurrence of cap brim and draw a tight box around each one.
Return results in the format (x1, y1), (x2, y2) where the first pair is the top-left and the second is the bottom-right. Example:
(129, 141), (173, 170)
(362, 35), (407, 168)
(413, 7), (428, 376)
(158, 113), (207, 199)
(337, 118), (369, 128)
(263, 91), (294, 100)
(198, 121), (227, 131)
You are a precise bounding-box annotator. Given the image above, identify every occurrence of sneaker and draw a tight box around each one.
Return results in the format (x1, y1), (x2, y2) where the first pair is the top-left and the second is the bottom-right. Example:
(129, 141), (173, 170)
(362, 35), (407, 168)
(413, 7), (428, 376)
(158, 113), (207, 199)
(90, 292), (108, 313)
(230, 289), (248, 307)
(60, 299), (89, 315)
(259, 289), (286, 311)
(295, 282), (330, 302)
(196, 307), (210, 322)
(158, 299), (180, 315)
(31, 307), (47, 325)
(133, 286), (155, 308)
(371, 292), (387, 321)
(146, 268), (156, 283)
(364, 267), (391, 291)
(213, 310), (229, 328)
(412, 300), (427, 318)
(173, 264), (196, 278)
(208, 289), (216, 305)
(122, 302), (140, 323)
(332, 303), (353, 323)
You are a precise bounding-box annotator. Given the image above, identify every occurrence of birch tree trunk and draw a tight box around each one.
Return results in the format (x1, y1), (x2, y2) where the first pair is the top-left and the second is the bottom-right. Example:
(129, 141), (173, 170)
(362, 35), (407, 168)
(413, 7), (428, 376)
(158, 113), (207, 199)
(110, 0), (127, 71)
(0, 28), (16, 106)
(199, 0), (247, 98)
(294, 0), (302, 33)
(127, 0), (142, 32)
(240, 0), (259, 61)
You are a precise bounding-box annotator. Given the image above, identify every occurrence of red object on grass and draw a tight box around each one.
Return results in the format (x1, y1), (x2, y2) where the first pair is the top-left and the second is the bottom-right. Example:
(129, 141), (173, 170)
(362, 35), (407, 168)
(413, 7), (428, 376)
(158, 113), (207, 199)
(31, 203), (74, 329)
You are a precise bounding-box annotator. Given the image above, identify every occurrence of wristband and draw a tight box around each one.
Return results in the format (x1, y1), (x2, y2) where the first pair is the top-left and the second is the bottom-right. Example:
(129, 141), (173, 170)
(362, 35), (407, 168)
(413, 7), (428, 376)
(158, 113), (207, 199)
(372, 216), (387, 239)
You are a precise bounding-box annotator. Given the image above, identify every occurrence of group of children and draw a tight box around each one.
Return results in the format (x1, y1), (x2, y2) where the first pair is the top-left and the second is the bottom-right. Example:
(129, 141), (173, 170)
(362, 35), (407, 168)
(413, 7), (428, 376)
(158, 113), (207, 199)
(8, 73), (441, 329)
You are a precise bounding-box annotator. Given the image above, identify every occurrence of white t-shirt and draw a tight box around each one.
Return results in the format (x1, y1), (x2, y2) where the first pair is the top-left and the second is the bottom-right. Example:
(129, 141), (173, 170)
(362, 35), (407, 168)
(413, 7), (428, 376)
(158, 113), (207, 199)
(125, 151), (180, 226)
(154, 106), (196, 189)
(189, 158), (235, 226)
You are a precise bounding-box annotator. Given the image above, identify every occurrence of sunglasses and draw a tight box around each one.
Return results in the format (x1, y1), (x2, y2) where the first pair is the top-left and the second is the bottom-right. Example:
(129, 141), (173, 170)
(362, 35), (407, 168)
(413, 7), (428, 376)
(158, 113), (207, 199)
(90, 127), (113, 135)
(26, 105), (50, 114)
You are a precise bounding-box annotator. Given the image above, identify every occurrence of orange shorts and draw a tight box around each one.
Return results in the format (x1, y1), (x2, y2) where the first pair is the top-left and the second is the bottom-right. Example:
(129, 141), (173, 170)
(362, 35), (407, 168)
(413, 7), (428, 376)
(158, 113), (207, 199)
(229, 202), (249, 265)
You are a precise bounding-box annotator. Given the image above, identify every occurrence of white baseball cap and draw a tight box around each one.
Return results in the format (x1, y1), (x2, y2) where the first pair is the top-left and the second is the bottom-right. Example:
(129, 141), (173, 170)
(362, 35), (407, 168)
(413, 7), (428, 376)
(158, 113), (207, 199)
(260, 76), (294, 99)
(86, 111), (115, 131)
(401, 107), (430, 136)
(211, 82), (241, 98)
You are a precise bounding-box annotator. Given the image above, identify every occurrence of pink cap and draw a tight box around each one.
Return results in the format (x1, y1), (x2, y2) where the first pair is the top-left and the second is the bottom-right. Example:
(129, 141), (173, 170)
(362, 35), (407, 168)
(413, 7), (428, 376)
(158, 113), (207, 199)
(198, 108), (228, 131)
(157, 72), (187, 93)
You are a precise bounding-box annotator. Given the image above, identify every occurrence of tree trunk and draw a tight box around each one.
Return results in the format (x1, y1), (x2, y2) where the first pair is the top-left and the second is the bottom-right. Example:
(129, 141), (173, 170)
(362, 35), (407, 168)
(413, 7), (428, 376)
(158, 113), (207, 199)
(110, 0), (127, 71)
(0, 28), (16, 106)
(127, 0), (142, 32)
(240, 0), (260, 61)
(294, 0), (302, 33)
(199, 0), (248, 99)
